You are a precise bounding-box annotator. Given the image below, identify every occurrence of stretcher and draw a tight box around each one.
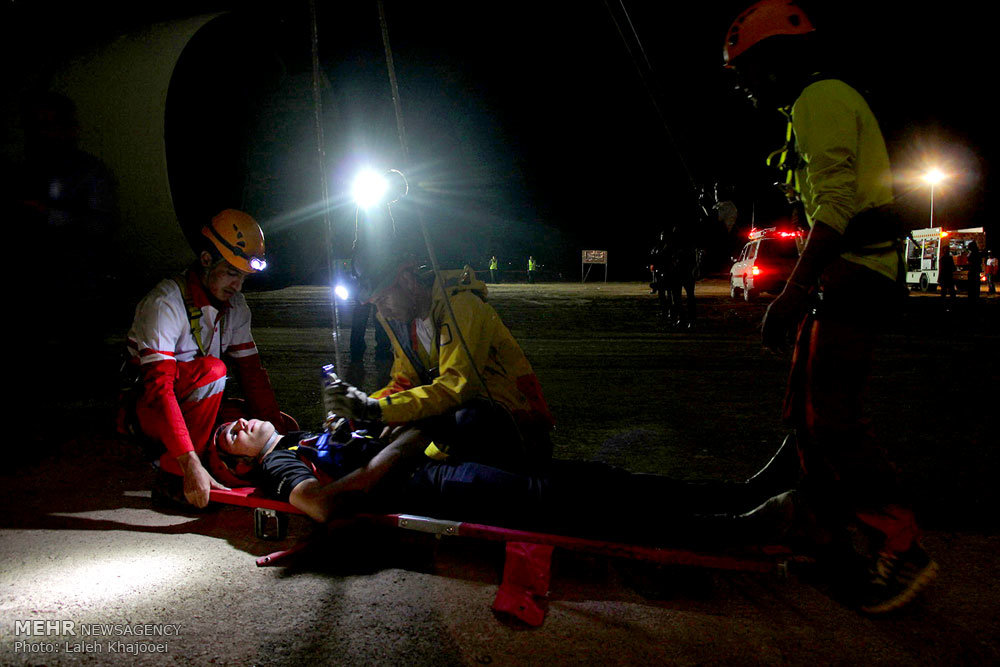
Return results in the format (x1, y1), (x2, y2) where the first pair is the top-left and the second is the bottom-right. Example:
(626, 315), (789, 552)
(210, 487), (803, 626)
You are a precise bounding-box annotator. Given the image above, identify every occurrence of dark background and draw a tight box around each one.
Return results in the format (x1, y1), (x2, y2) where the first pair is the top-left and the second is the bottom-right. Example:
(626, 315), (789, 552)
(3, 0), (993, 283)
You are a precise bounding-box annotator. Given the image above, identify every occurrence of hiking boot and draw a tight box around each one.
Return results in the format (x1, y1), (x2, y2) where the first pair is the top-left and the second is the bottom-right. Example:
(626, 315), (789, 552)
(859, 541), (938, 614)
(739, 490), (798, 538)
(744, 432), (802, 502)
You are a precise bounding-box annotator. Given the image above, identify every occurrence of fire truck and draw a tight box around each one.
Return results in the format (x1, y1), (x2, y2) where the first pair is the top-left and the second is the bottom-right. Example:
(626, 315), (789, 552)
(904, 227), (986, 292)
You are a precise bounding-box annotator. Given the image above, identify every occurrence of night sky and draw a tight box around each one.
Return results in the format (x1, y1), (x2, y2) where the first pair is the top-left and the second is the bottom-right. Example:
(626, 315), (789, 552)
(4, 0), (994, 281)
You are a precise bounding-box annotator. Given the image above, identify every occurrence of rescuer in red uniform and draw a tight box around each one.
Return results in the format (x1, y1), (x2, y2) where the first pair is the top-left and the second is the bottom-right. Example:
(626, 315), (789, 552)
(125, 210), (292, 508)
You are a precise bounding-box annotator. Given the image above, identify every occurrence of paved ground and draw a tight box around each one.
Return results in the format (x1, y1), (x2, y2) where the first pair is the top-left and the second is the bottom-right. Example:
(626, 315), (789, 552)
(2, 279), (997, 665)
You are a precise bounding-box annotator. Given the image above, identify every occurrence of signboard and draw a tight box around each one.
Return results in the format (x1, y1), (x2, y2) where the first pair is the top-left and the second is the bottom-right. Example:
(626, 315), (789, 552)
(581, 250), (608, 282)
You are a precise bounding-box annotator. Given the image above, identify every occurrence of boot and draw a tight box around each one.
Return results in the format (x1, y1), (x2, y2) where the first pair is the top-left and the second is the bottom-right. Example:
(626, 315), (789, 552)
(733, 488), (830, 548)
(744, 432), (802, 504)
(667, 492), (803, 549)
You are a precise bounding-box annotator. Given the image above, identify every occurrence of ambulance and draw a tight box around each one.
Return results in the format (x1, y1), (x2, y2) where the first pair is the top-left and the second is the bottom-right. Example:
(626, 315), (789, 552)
(904, 227), (986, 292)
(729, 227), (803, 301)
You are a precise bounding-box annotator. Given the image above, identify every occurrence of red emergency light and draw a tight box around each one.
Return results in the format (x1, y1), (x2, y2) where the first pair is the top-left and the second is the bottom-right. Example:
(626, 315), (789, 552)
(751, 265), (762, 276)
(748, 227), (803, 241)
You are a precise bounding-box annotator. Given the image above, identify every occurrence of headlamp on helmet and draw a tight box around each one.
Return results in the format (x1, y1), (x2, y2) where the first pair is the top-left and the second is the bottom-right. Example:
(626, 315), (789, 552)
(201, 209), (268, 274)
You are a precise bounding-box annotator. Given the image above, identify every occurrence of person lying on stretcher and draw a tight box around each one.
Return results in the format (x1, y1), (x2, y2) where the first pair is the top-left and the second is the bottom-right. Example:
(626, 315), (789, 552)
(206, 416), (810, 547)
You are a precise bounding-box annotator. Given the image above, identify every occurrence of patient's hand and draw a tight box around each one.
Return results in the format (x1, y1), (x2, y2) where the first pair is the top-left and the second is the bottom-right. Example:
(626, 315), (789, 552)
(380, 424), (406, 440)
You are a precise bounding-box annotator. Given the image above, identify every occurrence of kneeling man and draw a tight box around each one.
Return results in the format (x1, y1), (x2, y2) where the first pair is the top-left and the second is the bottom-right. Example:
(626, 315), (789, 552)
(325, 249), (554, 474)
(125, 210), (292, 508)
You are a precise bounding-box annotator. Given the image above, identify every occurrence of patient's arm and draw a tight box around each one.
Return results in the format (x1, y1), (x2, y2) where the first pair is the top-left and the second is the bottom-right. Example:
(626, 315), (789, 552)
(288, 427), (430, 523)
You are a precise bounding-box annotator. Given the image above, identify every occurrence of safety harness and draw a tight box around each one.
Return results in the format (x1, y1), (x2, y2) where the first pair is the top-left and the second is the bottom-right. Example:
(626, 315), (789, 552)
(171, 273), (214, 358)
(117, 273), (216, 441)
(767, 81), (907, 288)
(766, 106), (802, 205)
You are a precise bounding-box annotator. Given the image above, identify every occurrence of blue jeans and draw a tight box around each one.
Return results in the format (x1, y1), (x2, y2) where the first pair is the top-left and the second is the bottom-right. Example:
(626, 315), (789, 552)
(400, 459), (752, 544)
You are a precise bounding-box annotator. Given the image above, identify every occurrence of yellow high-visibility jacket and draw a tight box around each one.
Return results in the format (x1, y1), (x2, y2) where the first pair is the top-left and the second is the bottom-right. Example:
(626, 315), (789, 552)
(371, 267), (555, 432)
(790, 79), (897, 281)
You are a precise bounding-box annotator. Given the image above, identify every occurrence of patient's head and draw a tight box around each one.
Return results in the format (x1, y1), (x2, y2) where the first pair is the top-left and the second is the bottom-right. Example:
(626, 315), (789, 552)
(217, 419), (276, 457)
(207, 418), (278, 486)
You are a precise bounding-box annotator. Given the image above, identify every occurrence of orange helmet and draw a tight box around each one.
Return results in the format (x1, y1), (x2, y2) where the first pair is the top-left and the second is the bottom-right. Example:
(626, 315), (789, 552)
(723, 0), (815, 67)
(200, 209), (268, 273)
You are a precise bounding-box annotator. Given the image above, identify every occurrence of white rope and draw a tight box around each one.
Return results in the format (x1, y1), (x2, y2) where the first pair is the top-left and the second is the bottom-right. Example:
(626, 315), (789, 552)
(309, 0), (343, 372)
(375, 0), (496, 406)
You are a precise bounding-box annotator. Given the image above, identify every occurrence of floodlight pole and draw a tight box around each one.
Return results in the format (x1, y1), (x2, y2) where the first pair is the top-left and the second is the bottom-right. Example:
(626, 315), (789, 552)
(929, 183), (935, 228)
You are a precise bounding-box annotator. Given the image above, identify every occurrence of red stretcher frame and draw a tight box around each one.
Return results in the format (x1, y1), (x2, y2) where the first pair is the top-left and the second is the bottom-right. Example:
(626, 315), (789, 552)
(210, 487), (801, 626)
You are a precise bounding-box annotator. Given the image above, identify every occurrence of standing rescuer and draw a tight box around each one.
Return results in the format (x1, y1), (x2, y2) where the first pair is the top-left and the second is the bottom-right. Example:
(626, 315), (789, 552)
(723, 0), (937, 613)
(125, 210), (292, 508)
(489, 255), (500, 283)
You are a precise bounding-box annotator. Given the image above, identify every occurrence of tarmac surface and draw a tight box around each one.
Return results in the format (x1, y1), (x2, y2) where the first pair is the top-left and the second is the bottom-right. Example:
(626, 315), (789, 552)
(2, 279), (998, 665)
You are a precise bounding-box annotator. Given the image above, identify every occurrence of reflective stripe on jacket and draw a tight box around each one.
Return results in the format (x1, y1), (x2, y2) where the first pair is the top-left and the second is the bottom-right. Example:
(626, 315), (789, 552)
(127, 267), (280, 457)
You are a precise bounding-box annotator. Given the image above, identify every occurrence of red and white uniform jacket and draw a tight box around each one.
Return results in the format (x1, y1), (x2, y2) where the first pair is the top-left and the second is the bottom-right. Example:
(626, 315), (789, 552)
(127, 268), (281, 461)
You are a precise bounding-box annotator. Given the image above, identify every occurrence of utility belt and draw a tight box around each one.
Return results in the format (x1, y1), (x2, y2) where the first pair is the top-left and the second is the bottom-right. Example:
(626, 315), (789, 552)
(807, 257), (904, 324)
(842, 204), (904, 252)
(840, 204), (907, 292)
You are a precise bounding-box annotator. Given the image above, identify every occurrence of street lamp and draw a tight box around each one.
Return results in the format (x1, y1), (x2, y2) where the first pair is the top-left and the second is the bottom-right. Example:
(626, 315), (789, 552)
(922, 168), (946, 228)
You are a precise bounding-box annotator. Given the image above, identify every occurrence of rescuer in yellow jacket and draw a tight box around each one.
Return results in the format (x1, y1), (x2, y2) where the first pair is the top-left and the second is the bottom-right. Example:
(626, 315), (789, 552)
(724, 0), (935, 614)
(325, 251), (554, 473)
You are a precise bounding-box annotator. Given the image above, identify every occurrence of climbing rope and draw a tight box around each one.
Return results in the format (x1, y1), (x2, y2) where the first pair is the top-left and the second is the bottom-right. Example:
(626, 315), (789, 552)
(374, 0), (496, 405)
(308, 0), (343, 372)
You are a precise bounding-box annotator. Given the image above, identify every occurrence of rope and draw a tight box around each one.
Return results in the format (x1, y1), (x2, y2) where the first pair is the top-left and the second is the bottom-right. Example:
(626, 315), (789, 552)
(309, 0), (343, 372)
(602, 0), (703, 211)
(375, 0), (496, 406)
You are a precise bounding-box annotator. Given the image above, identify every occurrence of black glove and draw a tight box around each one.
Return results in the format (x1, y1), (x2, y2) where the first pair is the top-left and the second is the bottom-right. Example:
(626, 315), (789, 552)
(326, 380), (382, 422)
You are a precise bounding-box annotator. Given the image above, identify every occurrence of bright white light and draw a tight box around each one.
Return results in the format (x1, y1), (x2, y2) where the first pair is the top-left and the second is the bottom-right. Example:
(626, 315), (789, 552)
(922, 168), (946, 186)
(1, 544), (191, 608)
(334, 284), (350, 301)
(249, 257), (267, 272)
(352, 169), (388, 209)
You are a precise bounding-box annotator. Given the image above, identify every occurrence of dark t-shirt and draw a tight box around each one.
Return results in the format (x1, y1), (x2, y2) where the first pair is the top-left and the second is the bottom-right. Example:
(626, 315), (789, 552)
(258, 431), (388, 502)
(252, 435), (750, 547)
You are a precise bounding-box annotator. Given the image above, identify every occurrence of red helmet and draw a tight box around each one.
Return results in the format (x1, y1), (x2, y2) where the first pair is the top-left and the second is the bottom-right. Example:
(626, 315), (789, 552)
(723, 0), (815, 67)
(205, 421), (253, 488)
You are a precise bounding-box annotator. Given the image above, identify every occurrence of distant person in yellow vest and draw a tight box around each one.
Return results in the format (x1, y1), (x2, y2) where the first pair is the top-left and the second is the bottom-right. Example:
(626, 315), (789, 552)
(489, 255), (500, 283)
(527, 256), (537, 284)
